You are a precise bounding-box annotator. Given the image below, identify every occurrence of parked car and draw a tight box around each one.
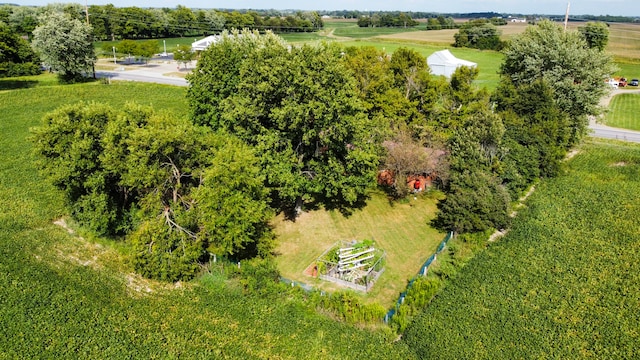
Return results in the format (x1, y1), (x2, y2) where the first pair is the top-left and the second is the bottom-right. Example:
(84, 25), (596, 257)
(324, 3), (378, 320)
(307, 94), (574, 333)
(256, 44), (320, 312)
(630, 79), (639, 86)
(606, 78), (619, 89)
(619, 78), (628, 87)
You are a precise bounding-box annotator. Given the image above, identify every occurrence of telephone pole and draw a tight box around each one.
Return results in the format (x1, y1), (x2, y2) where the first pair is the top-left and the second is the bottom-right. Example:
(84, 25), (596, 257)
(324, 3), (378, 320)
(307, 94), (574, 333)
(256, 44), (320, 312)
(564, 1), (570, 31)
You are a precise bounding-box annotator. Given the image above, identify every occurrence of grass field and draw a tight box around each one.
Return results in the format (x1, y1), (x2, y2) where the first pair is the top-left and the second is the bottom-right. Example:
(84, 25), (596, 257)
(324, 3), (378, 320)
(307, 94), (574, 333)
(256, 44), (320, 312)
(403, 139), (640, 359)
(0, 76), (413, 358)
(274, 190), (445, 307)
(605, 92), (640, 130)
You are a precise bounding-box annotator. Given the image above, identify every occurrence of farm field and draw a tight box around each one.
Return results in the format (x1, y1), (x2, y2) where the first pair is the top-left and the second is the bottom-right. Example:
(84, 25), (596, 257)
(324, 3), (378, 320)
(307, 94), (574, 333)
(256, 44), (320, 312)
(274, 190), (445, 307)
(605, 92), (640, 130)
(403, 139), (640, 359)
(0, 78), (413, 359)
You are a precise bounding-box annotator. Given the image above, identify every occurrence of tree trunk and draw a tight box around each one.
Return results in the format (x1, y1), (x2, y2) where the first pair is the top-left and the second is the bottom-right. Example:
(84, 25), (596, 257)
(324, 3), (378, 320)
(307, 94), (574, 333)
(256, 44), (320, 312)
(294, 196), (303, 216)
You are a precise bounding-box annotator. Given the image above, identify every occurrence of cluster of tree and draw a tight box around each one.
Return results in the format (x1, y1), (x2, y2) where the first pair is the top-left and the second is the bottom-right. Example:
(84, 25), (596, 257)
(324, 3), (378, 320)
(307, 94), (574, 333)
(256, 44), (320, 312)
(0, 21), (41, 77)
(87, 5), (322, 40)
(100, 39), (159, 63)
(425, 16), (456, 30)
(436, 20), (613, 233)
(453, 18), (505, 50)
(31, 11), (95, 83)
(31, 102), (275, 281)
(357, 13), (418, 28)
(32, 20), (612, 280)
(0, 4), (322, 41)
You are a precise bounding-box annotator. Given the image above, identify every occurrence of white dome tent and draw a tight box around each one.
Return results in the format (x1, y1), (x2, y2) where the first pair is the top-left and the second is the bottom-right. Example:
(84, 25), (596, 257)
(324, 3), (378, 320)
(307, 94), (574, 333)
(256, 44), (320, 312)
(427, 49), (477, 78)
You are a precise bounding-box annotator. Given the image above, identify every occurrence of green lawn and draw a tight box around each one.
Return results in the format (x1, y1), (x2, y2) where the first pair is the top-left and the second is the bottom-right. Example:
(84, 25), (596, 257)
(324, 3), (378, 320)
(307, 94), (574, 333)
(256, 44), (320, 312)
(605, 93), (640, 130)
(0, 76), (413, 358)
(403, 139), (640, 359)
(274, 190), (445, 307)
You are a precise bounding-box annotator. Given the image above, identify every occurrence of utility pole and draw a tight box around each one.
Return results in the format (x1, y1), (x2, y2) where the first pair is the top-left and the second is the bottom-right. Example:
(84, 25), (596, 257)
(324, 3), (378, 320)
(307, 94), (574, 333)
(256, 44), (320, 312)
(85, 0), (90, 25)
(564, 1), (570, 31)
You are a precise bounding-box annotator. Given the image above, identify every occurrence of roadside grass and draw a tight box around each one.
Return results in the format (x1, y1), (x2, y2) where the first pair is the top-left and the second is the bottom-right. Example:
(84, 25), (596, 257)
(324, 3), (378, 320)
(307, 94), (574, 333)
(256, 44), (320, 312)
(403, 139), (640, 359)
(273, 190), (445, 307)
(605, 93), (640, 130)
(0, 79), (412, 358)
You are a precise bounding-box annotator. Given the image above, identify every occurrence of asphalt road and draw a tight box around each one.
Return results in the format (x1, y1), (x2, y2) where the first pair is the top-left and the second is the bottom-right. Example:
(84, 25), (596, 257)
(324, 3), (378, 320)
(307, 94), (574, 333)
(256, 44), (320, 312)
(96, 70), (188, 87)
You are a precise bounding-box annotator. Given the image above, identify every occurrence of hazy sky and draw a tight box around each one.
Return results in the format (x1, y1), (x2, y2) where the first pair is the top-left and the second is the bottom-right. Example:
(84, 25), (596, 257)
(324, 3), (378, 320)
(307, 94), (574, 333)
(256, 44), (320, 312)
(10, 0), (640, 17)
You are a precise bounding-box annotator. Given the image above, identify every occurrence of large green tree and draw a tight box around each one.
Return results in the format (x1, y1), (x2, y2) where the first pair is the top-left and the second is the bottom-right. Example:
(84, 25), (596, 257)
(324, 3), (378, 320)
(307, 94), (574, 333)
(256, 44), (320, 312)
(0, 22), (41, 77)
(578, 21), (609, 51)
(499, 19), (615, 146)
(32, 102), (275, 281)
(31, 11), (96, 82)
(188, 30), (378, 214)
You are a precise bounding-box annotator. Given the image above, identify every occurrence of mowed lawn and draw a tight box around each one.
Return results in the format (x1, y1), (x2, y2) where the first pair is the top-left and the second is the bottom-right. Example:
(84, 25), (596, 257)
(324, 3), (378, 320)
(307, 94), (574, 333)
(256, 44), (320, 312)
(273, 190), (445, 307)
(605, 92), (640, 130)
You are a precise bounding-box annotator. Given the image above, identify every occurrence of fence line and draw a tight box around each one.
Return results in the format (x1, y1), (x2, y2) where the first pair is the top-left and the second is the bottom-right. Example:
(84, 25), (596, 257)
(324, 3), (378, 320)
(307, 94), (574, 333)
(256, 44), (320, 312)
(384, 231), (454, 323)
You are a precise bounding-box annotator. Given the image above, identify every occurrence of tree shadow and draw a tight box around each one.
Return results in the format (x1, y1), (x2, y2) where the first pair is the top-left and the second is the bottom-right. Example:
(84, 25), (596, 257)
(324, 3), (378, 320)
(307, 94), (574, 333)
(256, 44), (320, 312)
(0, 79), (39, 91)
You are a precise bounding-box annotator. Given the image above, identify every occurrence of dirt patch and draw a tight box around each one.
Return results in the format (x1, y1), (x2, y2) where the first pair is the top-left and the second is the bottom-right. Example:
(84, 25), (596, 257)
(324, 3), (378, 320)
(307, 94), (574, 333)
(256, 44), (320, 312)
(611, 162), (628, 167)
(564, 149), (580, 161)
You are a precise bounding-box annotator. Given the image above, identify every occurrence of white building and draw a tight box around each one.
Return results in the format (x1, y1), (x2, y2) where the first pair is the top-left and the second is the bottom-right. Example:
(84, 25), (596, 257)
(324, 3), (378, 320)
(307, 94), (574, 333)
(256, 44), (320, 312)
(427, 49), (477, 78)
(191, 35), (221, 52)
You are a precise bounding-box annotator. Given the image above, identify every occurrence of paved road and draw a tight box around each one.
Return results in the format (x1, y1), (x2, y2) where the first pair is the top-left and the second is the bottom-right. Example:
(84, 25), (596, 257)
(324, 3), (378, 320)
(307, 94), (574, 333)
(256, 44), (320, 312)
(96, 69), (188, 87)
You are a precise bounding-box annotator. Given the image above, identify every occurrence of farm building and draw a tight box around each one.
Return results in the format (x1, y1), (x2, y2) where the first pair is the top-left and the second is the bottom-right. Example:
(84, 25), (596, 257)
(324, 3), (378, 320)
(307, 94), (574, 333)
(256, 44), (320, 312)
(427, 49), (477, 78)
(191, 35), (220, 51)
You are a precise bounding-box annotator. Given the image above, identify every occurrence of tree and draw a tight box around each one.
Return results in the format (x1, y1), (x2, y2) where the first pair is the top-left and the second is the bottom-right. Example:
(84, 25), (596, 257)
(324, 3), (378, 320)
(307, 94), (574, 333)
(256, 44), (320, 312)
(0, 22), (41, 77)
(499, 19), (616, 146)
(454, 19), (503, 50)
(30, 102), (128, 235)
(31, 11), (96, 83)
(33, 102), (275, 281)
(579, 21), (609, 51)
(173, 44), (194, 69)
(188, 31), (378, 214)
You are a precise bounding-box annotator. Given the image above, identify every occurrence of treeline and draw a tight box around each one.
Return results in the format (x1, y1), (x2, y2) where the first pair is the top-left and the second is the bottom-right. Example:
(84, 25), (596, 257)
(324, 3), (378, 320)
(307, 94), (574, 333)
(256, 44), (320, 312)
(357, 13), (419, 28)
(0, 4), (323, 41)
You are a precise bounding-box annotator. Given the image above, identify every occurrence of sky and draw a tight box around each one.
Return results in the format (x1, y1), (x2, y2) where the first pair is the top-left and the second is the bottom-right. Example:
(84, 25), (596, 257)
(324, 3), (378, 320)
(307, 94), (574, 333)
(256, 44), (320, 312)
(9, 0), (640, 17)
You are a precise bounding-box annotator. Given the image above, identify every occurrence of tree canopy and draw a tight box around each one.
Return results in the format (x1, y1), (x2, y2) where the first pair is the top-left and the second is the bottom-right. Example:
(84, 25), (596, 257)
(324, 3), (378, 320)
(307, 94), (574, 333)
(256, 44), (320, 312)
(31, 11), (96, 82)
(0, 22), (41, 77)
(188, 30), (378, 214)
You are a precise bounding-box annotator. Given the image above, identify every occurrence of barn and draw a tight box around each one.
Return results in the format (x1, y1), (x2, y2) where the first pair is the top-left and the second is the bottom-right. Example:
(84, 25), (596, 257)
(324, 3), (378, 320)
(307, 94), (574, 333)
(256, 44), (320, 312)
(427, 49), (477, 78)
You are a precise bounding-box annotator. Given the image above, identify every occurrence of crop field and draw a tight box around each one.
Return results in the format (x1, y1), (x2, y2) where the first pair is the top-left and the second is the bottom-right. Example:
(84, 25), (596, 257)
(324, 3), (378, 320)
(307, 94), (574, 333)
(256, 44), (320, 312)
(274, 190), (445, 307)
(403, 139), (640, 359)
(0, 77), (415, 358)
(605, 92), (640, 130)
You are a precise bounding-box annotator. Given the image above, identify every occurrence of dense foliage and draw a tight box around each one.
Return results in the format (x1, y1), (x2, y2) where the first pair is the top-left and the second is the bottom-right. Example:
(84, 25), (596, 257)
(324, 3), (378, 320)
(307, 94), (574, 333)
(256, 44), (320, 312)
(357, 13), (418, 28)
(578, 21), (610, 51)
(0, 22), (41, 77)
(31, 11), (96, 83)
(404, 141), (640, 358)
(189, 30), (378, 214)
(453, 19), (504, 50)
(31, 102), (275, 281)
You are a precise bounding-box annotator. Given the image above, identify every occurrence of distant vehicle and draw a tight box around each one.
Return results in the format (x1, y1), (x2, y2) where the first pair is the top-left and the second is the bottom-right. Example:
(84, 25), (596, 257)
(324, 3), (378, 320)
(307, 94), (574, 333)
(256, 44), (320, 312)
(619, 78), (628, 87)
(630, 79), (639, 86)
(606, 78), (619, 89)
